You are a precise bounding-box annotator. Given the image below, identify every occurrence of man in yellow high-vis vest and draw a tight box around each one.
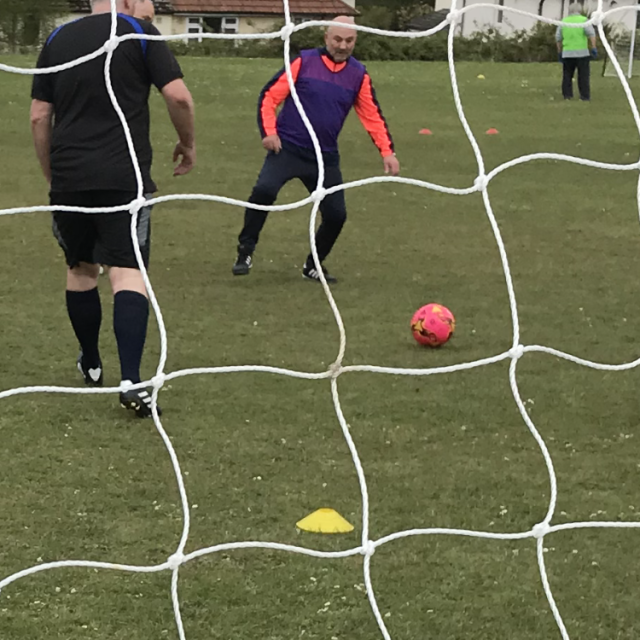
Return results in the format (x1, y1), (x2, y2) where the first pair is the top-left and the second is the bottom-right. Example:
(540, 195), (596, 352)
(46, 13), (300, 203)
(556, 3), (598, 100)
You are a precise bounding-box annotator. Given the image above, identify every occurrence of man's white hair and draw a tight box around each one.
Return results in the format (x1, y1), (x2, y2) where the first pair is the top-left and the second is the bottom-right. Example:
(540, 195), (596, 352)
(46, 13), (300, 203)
(568, 2), (583, 15)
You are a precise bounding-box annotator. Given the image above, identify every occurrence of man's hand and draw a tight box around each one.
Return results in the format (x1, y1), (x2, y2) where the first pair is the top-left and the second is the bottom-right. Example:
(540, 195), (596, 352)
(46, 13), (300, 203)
(591, 48), (598, 59)
(173, 142), (196, 176)
(558, 52), (564, 63)
(383, 154), (400, 176)
(161, 79), (196, 176)
(263, 134), (282, 153)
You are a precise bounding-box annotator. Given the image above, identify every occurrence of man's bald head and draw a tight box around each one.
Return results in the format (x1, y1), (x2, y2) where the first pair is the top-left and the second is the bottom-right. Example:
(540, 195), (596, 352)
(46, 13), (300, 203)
(324, 16), (357, 63)
(91, 0), (139, 16)
(327, 16), (356, 31)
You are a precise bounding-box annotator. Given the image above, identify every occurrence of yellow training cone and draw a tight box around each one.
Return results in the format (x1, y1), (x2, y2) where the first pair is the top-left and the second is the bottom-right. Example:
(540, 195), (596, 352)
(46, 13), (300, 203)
(296, 508), (354, 534)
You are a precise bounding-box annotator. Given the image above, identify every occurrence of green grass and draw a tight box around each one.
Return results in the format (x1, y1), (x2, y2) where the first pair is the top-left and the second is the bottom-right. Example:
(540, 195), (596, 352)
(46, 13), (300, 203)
(1, 55), (640, 639)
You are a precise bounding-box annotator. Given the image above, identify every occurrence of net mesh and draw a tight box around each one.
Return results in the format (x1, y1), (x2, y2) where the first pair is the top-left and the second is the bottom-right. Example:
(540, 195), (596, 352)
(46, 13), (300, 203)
(603, 32), (640, 77)
(1, 2), (640, 639)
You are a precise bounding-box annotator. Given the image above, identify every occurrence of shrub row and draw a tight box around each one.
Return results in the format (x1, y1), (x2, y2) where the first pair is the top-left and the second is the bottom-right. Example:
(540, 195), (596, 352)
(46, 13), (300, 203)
(169, 23), (563, 63)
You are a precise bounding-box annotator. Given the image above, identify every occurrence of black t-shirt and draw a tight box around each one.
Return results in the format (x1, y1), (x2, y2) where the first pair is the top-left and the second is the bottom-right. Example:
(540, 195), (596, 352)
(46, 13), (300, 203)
(32, 13), (183, 194)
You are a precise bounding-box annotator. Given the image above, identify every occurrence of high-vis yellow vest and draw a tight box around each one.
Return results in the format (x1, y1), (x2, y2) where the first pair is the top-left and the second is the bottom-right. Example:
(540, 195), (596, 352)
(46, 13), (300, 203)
(562, 15), (589, 51)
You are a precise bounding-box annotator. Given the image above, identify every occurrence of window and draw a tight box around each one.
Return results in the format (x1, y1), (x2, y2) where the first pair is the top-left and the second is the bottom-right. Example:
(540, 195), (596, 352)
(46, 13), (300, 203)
(187, 17), (203, 43)
(222, 17), (239, 34)
(203, 17), (222, 32)
(497, 0), (504, 23)
(201, 16), (239, 34)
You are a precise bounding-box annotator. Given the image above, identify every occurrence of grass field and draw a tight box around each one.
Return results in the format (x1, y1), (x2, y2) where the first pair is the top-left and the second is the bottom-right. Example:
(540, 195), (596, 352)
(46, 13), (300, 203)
(1, 54), (640, 640)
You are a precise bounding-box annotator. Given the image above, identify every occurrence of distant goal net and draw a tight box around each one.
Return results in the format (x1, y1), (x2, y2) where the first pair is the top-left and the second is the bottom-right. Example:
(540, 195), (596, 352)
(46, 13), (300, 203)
(603, 9), (640, 77)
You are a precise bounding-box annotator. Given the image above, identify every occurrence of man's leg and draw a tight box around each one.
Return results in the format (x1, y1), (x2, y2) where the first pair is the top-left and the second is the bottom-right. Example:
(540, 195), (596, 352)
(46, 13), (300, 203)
(577, 56), (591, 101)
(562, 58), (576, 99)
(97, 195), (157, 418)
(110, 267), (149, 386)
(234, 149), (299, 275)
(300, 163), (347, 283)
(66, 262), (103, 385)
(98, 201), (151, 388)
(110, 267), (156, 419)
(51, 198), (103, 386)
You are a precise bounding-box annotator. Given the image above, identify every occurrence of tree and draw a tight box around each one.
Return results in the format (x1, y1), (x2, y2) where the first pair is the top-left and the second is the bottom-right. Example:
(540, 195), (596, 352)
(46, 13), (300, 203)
(0, 0), (66, 51)
(357, 0), (436, 30)
(358, 5), (396, 30)
(397, 2), (435, 30)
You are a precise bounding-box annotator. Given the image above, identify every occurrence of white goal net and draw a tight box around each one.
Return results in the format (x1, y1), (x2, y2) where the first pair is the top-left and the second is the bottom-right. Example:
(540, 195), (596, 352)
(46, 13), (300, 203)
(603, 5), (640, 77)
(603, 31), (640, 77)
(1, 1), (640, 640)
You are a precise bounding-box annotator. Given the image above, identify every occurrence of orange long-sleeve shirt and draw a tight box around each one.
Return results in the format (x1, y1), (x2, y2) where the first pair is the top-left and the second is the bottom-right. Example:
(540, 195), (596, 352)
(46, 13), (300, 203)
(258, 52), (395, 157)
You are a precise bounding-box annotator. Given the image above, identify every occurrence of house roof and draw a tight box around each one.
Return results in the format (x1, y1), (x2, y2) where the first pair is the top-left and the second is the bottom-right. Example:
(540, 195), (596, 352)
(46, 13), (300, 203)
(68, 1), (174, 13)
(170, 0), (357, 16)
(68, 0), (357, 16)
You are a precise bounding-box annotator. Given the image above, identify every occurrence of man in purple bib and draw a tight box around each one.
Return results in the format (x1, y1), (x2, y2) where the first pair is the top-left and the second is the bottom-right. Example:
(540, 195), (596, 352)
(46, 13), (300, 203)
(232, 16), (400, 284)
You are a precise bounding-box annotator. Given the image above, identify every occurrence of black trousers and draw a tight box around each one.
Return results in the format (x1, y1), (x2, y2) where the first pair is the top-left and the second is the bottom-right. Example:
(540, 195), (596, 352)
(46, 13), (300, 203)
(562, 56), (591, 100)
(238, 146), (347, 264)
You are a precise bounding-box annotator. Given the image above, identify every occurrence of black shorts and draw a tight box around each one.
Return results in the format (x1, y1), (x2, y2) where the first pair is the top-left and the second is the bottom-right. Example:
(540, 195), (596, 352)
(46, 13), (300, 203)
(50, 191), (152, 269)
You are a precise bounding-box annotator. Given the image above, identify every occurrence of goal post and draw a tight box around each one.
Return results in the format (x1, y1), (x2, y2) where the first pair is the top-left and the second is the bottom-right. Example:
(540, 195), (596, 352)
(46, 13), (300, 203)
(603, 4), (640, 78)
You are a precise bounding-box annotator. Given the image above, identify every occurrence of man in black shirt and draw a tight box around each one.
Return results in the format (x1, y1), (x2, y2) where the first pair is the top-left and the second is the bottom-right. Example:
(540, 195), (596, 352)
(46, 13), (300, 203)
(30, 0), (196, 417)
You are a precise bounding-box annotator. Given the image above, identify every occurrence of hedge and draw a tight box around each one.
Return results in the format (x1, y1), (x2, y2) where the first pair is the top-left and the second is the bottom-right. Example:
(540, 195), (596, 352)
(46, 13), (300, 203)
(169, 22), (562, 63)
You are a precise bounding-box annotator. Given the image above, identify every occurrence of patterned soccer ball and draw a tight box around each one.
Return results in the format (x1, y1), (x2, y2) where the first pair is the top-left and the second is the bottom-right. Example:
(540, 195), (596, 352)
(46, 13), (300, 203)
(411, 303), (455, 347)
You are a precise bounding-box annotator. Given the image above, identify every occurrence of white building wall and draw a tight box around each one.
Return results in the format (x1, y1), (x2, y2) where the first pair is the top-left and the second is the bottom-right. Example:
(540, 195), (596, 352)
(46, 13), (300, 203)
(434, 0), (638, 36)
(150, 15), (176, 37)
(458, 0), (545, 36)
(56, 13), (180, 37)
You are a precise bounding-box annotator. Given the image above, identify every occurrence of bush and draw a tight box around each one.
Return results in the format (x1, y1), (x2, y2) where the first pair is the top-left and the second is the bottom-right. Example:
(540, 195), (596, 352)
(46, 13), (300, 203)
(357, 5), (396, 31)
(169, 21), (568, 63)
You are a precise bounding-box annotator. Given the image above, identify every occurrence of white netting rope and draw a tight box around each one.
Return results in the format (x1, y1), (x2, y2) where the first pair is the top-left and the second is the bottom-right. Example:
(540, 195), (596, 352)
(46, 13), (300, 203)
(1, 2), (639, 638)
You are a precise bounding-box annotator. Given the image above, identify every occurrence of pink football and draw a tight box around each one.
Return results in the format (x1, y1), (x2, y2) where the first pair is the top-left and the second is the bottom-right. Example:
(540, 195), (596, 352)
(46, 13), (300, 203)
(411, 303), (455, 347)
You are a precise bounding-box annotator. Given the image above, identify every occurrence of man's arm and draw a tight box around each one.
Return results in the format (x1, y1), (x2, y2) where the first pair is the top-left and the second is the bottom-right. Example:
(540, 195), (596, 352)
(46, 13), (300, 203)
(585, 23), (597, 57)
(354, 74), (399, 176)
(30, 99), (54, 186)
(30, 40), (54, 186)
(161, 79), (196, 176)
(143, 23), (196, 176)
(258, 57), (301, 153)
(556, 25), (565, 62)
